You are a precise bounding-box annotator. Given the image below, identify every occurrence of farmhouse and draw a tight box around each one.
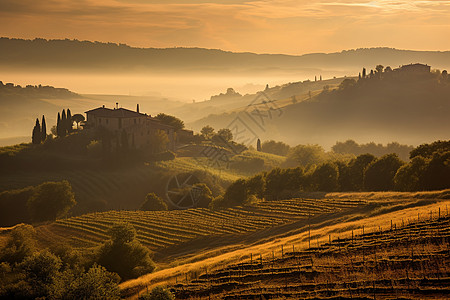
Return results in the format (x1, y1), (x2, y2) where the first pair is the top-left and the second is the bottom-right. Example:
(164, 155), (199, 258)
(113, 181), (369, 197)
(85, 104), (176, 150)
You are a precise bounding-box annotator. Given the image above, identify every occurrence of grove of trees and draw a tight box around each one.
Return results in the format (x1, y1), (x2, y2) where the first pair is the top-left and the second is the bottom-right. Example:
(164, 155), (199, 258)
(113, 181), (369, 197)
(211, 140), (450, 208)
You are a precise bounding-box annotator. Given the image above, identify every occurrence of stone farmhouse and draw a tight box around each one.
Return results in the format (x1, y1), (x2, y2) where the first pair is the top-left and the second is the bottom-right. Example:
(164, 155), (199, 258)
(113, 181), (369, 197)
(85, 104), (176, 150)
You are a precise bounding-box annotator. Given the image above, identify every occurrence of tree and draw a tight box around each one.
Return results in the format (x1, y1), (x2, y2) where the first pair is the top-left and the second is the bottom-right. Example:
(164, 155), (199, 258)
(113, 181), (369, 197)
(362, 68), (367, 78)
(394, 156), (428, 191)
(191, 183), (213, 208)
(364, 154), (404, 191)
(311, 162), (339, 192)
(219, 179), (247, 207)
(139, 286), (174, 300)
(56, 112), (62, 137)
(410, 140), (450, 159)
(246, 174), (265, 200)
(421, 151), (450, 190)
(256, 139), (262, 151)
(61, 109), (67, 137)
(18, 250), (62, 299)
(261, 140), (290, 156)
(346, 154), (376, 191)
(32, 118), (41, 144)
(375, 64), (384, 74)
(66, 108), (73, 133)
(98, 223), (155, 280)
(200, 125), (215, 140)
(27, 180), (76, 222)
(66, 264), (120, 300)
(0, 224), (36, 264)
(140, 193), (168, 211)
(41, 115), (47, 142)
(285, 144), (325, 168)
(72, 114), (85, 130)
(215, 128), (233, 143)
(154, 113), (184, 131)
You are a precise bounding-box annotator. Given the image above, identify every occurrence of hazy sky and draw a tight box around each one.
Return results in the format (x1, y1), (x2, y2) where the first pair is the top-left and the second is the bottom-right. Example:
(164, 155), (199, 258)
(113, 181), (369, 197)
(1, 0), (450, 54)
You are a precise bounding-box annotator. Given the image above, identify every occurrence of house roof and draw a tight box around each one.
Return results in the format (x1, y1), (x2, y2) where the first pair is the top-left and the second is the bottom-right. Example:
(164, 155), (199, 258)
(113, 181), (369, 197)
(85, 107), (146, 118)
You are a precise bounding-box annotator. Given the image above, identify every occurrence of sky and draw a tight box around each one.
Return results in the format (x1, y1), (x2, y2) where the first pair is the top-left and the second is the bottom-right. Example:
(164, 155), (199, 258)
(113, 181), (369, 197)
(1, 0), (450, 54)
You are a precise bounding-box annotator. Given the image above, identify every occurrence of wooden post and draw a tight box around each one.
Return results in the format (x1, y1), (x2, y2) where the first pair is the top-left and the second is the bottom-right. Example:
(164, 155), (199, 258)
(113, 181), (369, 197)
(329, 234), (331, 244)
(390, 220), (392, 230)
(352, 230), (354, 244)
(250, 253), (253, 266)
(439, 207), (441, 219)
(281, 245), (284, 258)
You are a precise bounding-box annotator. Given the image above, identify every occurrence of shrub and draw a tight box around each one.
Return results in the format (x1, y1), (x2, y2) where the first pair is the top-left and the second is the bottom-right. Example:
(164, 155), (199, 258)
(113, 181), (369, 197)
(141, 193), (168, 211)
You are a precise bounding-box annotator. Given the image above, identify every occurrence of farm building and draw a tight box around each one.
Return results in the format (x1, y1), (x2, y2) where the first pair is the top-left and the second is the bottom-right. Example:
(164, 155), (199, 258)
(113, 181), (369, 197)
(85, 104), (176, 151)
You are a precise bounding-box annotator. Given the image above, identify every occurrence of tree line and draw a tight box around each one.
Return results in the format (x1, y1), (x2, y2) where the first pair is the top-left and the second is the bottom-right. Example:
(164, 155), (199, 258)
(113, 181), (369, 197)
(211, 140), (450, 208)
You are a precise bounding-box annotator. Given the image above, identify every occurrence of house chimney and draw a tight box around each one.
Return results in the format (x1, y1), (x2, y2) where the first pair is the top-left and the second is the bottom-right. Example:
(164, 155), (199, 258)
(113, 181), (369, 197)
(137, 104), (140, 113)
(102, 105), (105, 108)
(116, 102), (119, 109)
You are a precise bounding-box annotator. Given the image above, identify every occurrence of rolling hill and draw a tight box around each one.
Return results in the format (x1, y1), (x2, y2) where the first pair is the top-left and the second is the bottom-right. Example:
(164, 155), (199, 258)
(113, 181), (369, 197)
(2, 38), (450, 75)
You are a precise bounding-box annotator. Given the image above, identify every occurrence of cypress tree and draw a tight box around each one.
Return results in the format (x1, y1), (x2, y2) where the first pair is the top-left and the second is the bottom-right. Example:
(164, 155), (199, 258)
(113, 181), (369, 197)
(41, 115), (47, 142)
(32, 118), (41, 144)
(66, 108), (72, 133)
(61, 109), (67, 137)
(57, 112), (61, 137)
(256, 139), (262, 152)
(362, 68), (366, 78)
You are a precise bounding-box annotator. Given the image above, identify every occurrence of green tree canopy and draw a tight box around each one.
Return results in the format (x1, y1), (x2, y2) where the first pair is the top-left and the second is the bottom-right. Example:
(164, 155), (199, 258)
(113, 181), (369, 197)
(311, 162), (339, 192)
(286, 144), (326, 168)
(261, 140), (290, 156)
(200, 125), (215, 140)
(154, 113), (184, 131)
(98, 223), (155, 280)
(140, 193), (168, 211)
(364, 154), (404, 191)
(27, 180), (76, 222)
(66, 264), (120, 299)
(139, 286), (174, 300)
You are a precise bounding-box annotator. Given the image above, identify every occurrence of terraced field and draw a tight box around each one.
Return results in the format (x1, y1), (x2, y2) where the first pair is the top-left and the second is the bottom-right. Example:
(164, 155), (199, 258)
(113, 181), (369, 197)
(49, 197), (366, 250)
(168, 214), (450, 299)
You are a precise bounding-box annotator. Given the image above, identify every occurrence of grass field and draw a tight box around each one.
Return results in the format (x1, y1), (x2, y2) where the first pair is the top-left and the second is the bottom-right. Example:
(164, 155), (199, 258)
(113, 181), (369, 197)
(117, 191), (450, 298)
(0, 148), (285, 215)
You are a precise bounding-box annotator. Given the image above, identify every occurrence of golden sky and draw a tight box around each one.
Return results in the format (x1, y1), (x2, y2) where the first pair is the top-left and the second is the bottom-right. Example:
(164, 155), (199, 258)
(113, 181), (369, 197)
(1, 0), (450, 54)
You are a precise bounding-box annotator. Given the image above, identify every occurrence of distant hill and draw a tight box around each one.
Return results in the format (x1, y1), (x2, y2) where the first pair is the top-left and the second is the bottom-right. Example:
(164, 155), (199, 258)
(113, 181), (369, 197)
(0, 81), (79, 99)
(191, 65), (450, 148)
(1, 37), (450, 74)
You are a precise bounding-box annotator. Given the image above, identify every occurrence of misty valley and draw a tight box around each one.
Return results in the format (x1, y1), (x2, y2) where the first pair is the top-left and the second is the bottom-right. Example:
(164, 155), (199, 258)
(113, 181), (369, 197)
(0, 38), (450, 300)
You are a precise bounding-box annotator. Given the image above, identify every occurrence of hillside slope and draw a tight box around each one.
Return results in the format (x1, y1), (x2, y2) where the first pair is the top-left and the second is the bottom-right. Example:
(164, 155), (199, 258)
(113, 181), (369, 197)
(192, 67), (450, 148)
(2, 38), (450, 74)
(118, 190), (450, 298)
